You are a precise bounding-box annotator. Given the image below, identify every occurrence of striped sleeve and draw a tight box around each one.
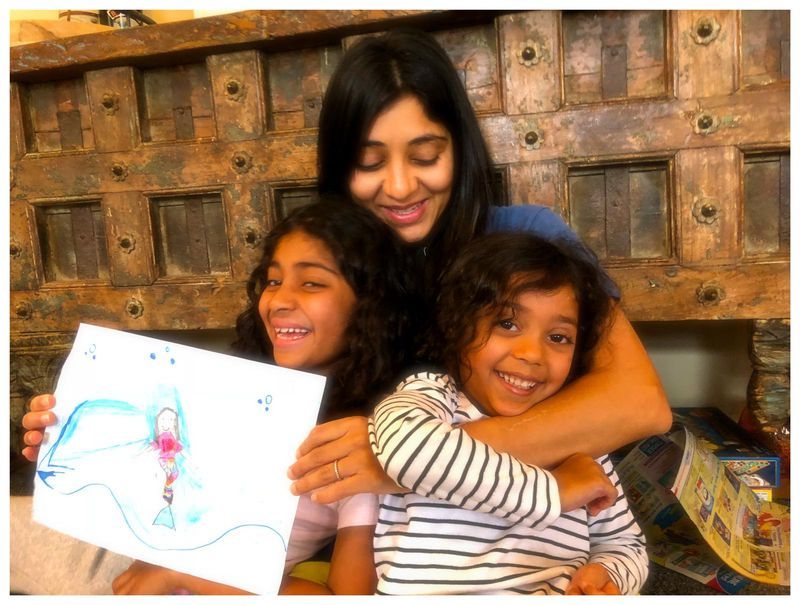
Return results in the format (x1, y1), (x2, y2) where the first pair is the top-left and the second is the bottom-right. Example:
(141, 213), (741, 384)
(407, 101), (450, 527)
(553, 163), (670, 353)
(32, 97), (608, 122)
(586, 456), (649, 594)
(369, 371), (561, 529)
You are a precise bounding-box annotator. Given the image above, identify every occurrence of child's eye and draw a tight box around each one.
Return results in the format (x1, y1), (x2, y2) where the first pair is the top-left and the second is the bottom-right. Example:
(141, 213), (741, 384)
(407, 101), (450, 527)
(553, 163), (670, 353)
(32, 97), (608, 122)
(303, 281), (326, 289)
(548, 333), (575, 345)
(265, 278), (281, 288)
(497, 319), (519, 332)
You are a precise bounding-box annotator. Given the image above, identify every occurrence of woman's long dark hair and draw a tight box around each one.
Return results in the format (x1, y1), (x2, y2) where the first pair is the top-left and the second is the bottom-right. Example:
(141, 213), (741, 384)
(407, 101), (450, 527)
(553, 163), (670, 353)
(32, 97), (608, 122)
(232, 200), (416, 420)
(432, 232), (616, 386)
(317, 28), (494, 292)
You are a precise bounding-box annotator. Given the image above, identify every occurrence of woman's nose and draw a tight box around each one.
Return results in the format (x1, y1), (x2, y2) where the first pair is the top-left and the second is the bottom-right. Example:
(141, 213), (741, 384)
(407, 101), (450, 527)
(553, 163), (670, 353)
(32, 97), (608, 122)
(384, 160), (417, 200)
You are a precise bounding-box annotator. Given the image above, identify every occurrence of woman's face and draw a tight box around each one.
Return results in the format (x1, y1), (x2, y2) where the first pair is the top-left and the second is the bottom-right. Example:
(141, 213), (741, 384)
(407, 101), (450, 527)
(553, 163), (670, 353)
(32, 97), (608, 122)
(258, 230), (356, 374)
(348, 94), (454, 243)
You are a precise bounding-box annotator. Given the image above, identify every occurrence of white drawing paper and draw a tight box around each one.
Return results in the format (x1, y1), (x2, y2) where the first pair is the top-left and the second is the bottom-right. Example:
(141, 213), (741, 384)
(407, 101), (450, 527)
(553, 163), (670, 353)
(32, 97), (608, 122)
(33, 323), (326, 594)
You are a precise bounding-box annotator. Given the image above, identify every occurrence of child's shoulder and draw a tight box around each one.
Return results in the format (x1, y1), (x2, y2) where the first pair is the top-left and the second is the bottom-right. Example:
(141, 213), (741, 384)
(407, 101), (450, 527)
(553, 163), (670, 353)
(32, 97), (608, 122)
(393, 368), (458, 396)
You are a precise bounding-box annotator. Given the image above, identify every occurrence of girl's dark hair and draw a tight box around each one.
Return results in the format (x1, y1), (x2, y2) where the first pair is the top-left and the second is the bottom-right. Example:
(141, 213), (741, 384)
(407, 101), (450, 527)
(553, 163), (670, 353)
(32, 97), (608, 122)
(433, 232), (616, 386)
(232, 199), (416, 420)
(317, 28), (493, 284)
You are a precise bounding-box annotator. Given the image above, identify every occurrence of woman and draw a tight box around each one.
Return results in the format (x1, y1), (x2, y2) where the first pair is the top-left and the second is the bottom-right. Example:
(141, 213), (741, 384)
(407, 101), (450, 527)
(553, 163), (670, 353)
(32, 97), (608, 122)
(288, 28), (672, 504)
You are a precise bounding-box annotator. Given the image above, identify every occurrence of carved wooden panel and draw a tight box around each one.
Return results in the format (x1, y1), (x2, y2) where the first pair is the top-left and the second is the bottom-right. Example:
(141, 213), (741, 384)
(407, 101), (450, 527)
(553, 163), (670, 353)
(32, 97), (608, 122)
(141, 63), (215, 142)
(267, 46), (342, 131)
(741, 10), (790, 88)
(22, 76), (95, 152)
(562, 10), (668, 105)
(151, 192), (230, 277)
(743, 152), (790, 257)
(8, 11), (791, 444)
(34, 200), (109, 282)
(568, 161), (670, 261)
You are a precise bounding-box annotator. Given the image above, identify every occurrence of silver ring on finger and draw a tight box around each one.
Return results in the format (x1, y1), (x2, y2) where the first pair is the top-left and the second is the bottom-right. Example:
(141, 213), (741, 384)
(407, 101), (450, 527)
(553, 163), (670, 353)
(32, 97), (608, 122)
(333, 458), (342, 481)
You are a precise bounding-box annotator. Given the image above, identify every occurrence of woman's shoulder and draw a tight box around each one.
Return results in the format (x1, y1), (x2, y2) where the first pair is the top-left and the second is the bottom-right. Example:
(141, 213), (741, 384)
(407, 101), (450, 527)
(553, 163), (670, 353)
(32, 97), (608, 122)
(486, 204), (570, 234)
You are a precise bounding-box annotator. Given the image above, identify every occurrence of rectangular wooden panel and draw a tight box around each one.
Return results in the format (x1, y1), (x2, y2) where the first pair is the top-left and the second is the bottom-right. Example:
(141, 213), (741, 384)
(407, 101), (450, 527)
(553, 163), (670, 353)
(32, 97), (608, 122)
(11, 284), (247, 332)
(604, 166), (631, 257)
(225, 183), (269, 282)
(608, 262), (789, 321)
(10, 83), (29, 160)
(508, 161), (565, 212)
(99, 191), (155, 287)
(741, 11), (790, 88)
(25, 77), (95, 152)
(141, 63), (214, 142)
(675, 10), (736, 99)
(677, 147), (739, 264)
(568, 169), (607, 257)
(569, 162), (670, 261)
(208, 50), (268, 141)
(34, 201), (108, 282)
(85, 66), (141, 152)
(743, 153), (790, 257)
(272, 185), (319, 221)
(629, 166), (670, 259)
(480, 87), (789, 164)
(267, 46), (342, 131)
(499, 11), (561, 115)
(10, 201), (41, 291)
(151, 193), (230, 277)
(56, 110), (83, 150)
(563, 10), (666, 104)
(434, 24), (501, 114)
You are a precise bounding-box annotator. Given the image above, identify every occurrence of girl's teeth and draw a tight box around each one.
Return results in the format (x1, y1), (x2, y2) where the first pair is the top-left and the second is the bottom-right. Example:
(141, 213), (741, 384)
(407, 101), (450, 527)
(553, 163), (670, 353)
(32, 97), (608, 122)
(498, 371), (536, 390)
(275, 328), (309, 339)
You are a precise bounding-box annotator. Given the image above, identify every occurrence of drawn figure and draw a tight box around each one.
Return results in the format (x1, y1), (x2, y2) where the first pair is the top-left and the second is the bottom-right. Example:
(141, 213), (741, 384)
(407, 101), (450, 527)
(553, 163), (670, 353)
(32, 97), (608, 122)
(153, 407), (183, 529)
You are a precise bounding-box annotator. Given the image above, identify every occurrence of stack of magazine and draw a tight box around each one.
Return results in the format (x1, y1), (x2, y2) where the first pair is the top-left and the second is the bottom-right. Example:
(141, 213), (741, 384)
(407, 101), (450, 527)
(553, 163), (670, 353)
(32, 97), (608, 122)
(616, 407), (789, 593)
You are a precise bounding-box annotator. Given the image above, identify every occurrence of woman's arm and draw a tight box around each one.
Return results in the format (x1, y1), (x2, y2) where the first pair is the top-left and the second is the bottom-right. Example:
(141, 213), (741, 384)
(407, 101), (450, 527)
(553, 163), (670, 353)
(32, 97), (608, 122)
(288, 307), (669, 500)
(279, 525), (376, 595)
(461, 305), (671, 467)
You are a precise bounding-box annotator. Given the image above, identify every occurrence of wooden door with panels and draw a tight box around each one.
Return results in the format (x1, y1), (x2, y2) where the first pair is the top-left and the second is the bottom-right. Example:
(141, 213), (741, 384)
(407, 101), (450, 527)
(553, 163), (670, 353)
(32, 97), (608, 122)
(9, 10), (789, 466)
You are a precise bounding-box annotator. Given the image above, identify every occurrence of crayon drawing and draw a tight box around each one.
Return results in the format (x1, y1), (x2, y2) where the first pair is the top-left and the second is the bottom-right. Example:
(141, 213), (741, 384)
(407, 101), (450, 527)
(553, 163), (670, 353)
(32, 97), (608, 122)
(33, 324), (326, 594)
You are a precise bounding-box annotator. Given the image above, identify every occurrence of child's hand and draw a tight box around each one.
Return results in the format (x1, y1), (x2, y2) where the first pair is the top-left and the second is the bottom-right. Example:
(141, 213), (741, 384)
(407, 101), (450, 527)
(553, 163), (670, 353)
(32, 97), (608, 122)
(112, 560), (181, 594)
(551, 453), (617, 515)
(565, 563), (620, 595)
(21, 394), (57, 462)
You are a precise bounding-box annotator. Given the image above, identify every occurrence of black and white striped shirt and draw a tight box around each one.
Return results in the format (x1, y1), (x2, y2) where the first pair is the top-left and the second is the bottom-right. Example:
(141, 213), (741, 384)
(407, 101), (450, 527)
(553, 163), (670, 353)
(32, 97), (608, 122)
(369, 372), (648, 595)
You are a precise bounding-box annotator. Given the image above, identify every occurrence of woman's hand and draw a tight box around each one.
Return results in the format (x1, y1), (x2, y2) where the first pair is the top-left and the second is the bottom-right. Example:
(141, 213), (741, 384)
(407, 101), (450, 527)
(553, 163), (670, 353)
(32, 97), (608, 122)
(565, 563), (621, 595)
(112, 561), (180, 595)
(21, 394), (57, 462)
(288, 416), (402, 504)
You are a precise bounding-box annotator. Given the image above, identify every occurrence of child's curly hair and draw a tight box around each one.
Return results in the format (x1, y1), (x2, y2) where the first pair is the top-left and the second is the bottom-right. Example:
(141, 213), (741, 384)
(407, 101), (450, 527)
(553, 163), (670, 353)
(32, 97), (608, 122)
(432, 231), (616, 387)
(232, 199), (417, 420)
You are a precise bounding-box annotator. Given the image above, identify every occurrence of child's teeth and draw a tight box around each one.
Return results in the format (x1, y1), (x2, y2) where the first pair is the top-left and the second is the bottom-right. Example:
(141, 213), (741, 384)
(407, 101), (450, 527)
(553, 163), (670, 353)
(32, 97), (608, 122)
(498, 371), (536, 390)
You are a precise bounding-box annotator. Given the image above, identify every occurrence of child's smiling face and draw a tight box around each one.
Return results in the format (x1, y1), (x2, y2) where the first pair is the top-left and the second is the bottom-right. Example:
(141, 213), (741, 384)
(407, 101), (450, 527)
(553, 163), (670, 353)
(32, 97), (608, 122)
(258, 230), (356, 374)
(460, 284), (579, 417)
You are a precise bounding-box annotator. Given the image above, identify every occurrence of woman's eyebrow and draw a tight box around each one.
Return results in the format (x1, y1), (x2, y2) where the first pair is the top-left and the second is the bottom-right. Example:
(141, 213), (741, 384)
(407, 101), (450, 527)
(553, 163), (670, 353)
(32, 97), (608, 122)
(363, 134), (448, 147)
